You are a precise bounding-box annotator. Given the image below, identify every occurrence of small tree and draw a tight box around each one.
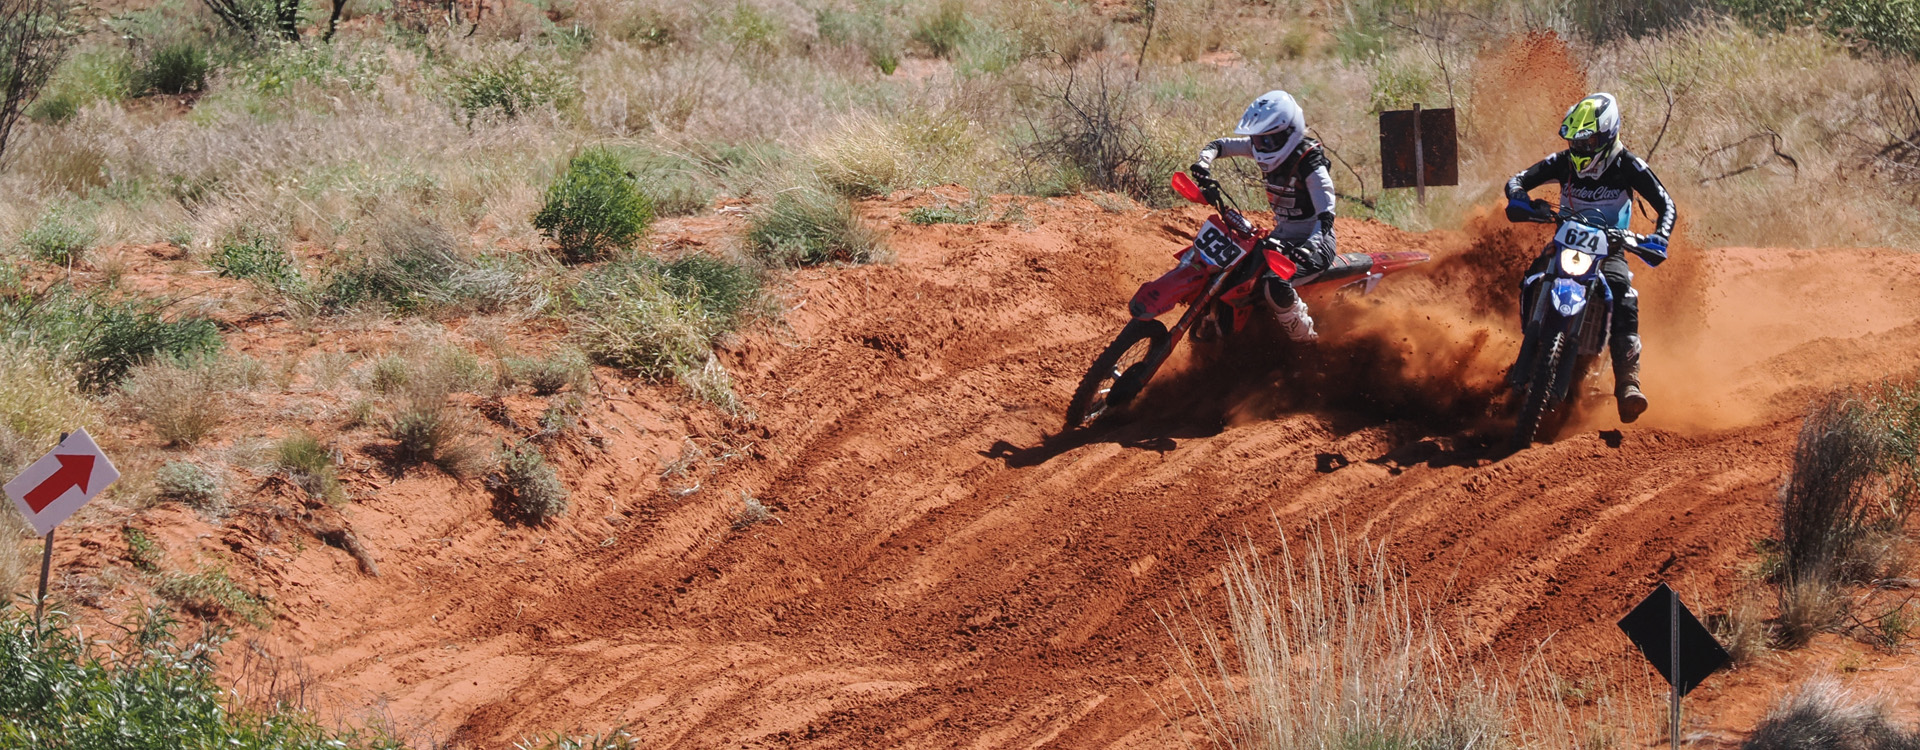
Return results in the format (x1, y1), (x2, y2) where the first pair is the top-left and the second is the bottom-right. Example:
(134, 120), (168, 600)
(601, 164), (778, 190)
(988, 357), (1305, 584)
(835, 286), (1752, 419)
(0, 0), (74, 167)
(201, 0), (303, 43)
(533, 148), (653, 264)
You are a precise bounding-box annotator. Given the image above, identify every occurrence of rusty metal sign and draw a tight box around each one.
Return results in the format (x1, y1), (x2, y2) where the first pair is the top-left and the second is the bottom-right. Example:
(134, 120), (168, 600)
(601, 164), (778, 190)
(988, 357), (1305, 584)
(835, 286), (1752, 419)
(1380, 105), (1459, 198)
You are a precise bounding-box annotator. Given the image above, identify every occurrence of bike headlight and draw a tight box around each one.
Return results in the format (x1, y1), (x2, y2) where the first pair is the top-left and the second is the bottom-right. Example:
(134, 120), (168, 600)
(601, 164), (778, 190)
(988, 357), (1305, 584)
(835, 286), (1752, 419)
(1558, 247), (1595, 276)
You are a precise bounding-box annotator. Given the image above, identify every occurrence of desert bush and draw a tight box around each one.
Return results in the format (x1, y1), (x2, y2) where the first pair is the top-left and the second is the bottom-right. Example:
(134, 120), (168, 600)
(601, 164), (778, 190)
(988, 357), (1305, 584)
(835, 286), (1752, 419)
(377, 347), (490, 477)
(622, 147), (716, 217)
(18, 203), (96, 266)
(1777, 394), (1897, 644)
(134, 40), (210, 96)
(155, 568), (269, 625)
(210, 230), (300, 289)
(567, 253), (761, 384)
(816, 1), (905, 74)
(1023, 58), (1173, 203)
(0, 0), (75, 159)
(746, 187), (884, 266)
(0, 283), (220, 391)
(505, 349), (591, 395)
(1728, 0), (1920, 59)
(495, 441), (568, 525)
(1742, 677), (1920, 750)
(203, 0), (302, 43)
(910, 0), (970, 58)
(23, 43), (127, 123)
(153, 460), (221, 509)
(121, 526), (162, 572)
(534, 148), (654, 264)
(120, 358), (228, 446)
(0, 609), (396, 748)
(324, 217), (537, 316)
(274, 431), (343, 504)
(450, 55), (576, 122)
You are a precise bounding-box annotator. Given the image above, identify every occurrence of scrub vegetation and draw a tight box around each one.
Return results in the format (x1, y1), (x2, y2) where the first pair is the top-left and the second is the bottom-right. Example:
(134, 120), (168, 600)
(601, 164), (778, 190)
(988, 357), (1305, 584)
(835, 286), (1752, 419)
(0, 0), (1914, 744)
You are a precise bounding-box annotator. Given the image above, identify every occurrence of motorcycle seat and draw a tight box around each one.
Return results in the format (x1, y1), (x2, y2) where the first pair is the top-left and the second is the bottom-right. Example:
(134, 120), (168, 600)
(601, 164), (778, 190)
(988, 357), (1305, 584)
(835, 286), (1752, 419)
(1293, 253), (1374, 285)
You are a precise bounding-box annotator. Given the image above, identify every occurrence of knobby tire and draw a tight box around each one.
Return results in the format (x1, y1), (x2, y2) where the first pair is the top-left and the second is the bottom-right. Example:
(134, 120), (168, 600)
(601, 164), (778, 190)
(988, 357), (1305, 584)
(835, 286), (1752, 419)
(1065, 320), (1170, 430)
(1513, 331), (1566, 449)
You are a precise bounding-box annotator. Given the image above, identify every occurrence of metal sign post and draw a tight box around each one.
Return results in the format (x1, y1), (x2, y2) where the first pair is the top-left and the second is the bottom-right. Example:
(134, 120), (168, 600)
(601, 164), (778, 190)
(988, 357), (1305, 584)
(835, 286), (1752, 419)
(1380, 105), (1458, 203)
(1619, 582), (1730, 750)
(5, 428), (118, 629)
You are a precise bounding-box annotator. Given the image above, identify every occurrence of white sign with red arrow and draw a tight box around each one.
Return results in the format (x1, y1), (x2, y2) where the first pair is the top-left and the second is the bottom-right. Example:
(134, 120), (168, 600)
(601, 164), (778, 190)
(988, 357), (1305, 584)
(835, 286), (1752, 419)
(4, 427), (119, 537)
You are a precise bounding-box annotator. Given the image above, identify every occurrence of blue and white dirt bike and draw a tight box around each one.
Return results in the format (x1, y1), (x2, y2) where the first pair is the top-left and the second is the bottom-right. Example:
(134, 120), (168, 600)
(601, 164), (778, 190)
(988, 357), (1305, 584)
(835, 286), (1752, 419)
(1508, 206), (1656, 448)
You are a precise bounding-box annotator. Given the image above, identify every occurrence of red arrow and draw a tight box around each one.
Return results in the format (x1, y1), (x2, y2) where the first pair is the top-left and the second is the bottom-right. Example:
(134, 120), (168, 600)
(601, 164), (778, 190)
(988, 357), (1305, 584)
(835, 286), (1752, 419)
(23, 454), (94, 513)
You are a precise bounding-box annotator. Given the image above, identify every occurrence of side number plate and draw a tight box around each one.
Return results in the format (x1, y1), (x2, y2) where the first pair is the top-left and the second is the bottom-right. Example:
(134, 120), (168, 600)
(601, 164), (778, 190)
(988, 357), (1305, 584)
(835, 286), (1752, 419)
(1194, 221), (1242, 267)
(1554, 220), (1606, 256)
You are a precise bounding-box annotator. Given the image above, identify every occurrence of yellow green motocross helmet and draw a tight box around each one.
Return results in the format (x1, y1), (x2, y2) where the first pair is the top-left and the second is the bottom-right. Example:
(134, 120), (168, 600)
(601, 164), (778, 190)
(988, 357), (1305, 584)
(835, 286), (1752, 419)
(1559, 93), (1621, 178)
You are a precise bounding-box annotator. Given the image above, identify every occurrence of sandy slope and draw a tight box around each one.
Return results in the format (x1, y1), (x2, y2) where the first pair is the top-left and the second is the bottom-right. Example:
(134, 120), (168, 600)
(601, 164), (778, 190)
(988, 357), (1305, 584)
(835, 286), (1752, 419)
(129, 190), (1909, 747)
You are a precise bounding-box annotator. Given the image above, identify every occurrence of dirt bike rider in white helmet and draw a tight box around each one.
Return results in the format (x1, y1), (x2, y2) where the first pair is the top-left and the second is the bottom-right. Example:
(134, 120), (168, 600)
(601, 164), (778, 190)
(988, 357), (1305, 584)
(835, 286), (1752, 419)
(1185, 89), (1336, 344)
(1505, 92), (1676, 424)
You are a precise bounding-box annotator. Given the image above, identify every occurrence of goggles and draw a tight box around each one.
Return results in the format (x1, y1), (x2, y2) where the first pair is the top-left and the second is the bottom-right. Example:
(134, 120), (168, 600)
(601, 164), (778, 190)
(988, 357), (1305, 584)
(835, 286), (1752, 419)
(1564, 130), (1604, 157)
(1251, 129), (1292, 153)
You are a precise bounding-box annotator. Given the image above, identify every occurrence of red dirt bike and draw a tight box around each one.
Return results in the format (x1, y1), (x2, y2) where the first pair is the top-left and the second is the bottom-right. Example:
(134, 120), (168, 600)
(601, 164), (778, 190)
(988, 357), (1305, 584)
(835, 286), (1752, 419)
(1063, 172), (1431, 430)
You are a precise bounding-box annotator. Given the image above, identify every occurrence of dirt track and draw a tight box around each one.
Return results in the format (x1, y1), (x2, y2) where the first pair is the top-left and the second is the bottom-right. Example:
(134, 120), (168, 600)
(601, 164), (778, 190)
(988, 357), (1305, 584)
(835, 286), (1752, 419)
(178, 191), (1917, 747)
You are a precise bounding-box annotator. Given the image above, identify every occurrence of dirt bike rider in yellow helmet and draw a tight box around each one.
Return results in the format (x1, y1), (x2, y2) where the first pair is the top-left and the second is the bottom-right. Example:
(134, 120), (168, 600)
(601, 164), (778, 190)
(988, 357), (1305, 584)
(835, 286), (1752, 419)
(1185, 90), (1336, 344)
(1505, 92), (1676, 424)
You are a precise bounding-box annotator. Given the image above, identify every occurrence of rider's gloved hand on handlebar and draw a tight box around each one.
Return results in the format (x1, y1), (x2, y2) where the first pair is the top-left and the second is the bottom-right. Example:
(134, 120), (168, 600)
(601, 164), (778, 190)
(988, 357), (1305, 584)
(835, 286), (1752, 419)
(1505, 198), (1553, 223)
(1189, 162), (1223, 206)
(1636, 234), (1669, 267)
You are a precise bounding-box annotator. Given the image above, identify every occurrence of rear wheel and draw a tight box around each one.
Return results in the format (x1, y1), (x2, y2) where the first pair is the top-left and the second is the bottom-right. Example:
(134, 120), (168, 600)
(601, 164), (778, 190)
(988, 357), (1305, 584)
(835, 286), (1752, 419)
(1512, 331), (1566, 449)
(1065, 320), (1170, 430)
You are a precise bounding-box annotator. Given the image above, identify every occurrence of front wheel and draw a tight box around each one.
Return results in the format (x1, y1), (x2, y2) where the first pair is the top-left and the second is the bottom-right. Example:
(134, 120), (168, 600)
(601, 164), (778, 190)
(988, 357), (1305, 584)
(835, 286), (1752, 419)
(1065, 320), (1170, 430)
(1512, 331), (1566, 449)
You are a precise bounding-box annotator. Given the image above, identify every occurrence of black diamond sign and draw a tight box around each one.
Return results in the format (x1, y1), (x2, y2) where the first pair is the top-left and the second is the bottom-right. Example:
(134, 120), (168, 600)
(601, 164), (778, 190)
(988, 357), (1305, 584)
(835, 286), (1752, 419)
(1618, 583), (1730, 697)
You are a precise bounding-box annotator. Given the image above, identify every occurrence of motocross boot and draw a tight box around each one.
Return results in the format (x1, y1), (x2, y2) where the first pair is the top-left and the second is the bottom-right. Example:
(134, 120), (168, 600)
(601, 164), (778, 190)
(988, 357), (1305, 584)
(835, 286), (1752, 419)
(1613, 333), (1648, 423)
(1191, 302), (1229, 343)
(1260, 279), (1319, 343)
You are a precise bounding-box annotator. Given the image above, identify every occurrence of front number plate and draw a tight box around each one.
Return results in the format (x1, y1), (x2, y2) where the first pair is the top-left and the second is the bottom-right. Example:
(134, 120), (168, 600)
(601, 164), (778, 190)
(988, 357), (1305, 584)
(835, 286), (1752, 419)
(1554, 221), (1607, 256)
(1193, 220), (1243, 267)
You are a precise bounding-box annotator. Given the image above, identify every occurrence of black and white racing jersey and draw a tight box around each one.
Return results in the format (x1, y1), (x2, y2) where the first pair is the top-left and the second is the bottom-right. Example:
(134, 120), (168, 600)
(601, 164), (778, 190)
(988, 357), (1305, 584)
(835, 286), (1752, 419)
(1506, 148), (1676, 239)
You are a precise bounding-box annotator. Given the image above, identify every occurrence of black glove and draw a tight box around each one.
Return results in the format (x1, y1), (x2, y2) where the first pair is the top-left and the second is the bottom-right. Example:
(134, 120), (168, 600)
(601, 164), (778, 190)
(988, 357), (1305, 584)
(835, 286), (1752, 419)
(1194, 176), (1222, 207)
(1505, 197), (1553, 223)
(1316, 211), (1335, 235)
(1188, 162), (1210, 179)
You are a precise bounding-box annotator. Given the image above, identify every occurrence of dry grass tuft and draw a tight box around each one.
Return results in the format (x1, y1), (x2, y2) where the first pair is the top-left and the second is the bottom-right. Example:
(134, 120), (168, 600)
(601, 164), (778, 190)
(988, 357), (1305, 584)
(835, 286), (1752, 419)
(119, 358), (230, 447)
(1157, 523), (1638, 748)
(1742, 677), (1920, 750)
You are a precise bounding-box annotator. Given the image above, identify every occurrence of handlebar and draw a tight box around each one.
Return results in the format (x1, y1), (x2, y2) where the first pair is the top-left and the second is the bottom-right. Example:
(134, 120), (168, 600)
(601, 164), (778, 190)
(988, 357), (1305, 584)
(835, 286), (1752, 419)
(1514, 203), (1650, 256)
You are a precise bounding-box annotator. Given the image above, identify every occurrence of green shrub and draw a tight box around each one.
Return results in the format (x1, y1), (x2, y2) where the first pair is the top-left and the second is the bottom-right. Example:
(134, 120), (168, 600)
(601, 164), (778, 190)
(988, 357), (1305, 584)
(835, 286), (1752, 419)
(0, 285), (222, 390)
(910, 0), (970, 58)
(568, 255), (760, 378)
(323, 218), (534, 316)
(19, 205), (97, 266)
(377, 349), (490, 477)
(122, 526), (163, 572)
(534, 148), (654, 264)
(154, 460), (221, 509)
(154, 568), (270, 626)
(0, 610), (395, 748)
(817, 2), (905, 74)
(28, 46), (133, 122)
(275, 431), (343, 504)
(135, 40), (210, 95)
(1729, 0), (1920, 59)
(496, 441), (569, 525)
(451, 56), (576, 121)
(746, 188), (884, 266)
(210, 231), (300, 289)
(505, 349), (591, 395)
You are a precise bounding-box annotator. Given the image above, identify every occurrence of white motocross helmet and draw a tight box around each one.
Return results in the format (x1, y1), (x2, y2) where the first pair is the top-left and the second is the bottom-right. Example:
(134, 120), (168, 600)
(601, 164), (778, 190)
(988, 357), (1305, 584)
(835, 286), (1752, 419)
(1236, 90), (1306, 172)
